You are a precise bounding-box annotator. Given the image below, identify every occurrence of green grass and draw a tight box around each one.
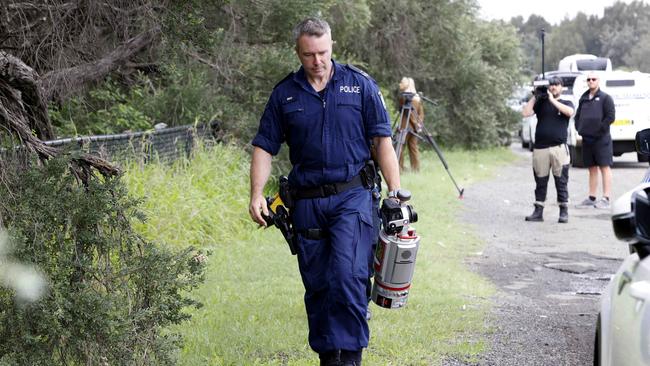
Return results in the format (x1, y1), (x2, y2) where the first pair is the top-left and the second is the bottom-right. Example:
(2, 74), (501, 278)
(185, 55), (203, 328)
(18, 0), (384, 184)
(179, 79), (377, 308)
(123, 145), (516, 365)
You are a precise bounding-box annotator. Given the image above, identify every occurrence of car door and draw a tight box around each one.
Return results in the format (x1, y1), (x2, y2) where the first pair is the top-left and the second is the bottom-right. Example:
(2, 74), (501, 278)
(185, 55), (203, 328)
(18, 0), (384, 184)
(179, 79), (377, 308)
(609, 253), (650, 365)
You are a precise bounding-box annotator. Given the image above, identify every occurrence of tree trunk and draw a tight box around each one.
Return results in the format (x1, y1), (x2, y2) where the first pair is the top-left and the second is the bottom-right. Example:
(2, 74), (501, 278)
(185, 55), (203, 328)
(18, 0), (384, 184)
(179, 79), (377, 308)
(0, 52), (54, 140)
(0, 53), (119, 181)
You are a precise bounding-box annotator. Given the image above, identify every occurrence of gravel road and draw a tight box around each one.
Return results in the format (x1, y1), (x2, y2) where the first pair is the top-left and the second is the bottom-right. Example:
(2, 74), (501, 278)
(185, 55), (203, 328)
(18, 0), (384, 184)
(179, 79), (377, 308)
(448, 144), (649, 366)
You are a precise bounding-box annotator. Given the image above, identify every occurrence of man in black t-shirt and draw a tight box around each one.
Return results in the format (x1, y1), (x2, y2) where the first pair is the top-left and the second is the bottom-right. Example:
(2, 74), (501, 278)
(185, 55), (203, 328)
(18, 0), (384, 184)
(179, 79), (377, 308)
(522, 76), (574, 223)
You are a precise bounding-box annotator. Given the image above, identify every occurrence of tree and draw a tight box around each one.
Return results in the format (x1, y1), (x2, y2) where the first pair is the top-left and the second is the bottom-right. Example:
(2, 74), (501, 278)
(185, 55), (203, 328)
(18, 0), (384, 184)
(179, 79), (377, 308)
(625, 32), (650, 72)
(0, 4), (206, 363)
(510, 15), (551, 75)
(546, 21), (587, 70)
(0, 52), (119, 181)
(1, 1), (161, 105)
(355, 0), (522, 148)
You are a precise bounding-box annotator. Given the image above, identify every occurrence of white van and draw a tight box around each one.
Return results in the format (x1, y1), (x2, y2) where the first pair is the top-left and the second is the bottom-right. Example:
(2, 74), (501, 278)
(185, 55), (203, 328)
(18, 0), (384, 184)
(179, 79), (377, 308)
(558, 54), (612, 73)
(568, 71), (650, 166)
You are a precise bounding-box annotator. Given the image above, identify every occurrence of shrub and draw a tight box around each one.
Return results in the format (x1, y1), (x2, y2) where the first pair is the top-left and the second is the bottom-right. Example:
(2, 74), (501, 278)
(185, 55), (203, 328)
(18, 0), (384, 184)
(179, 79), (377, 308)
(0, 157), (206, 365)
(49, 79), (154, 137)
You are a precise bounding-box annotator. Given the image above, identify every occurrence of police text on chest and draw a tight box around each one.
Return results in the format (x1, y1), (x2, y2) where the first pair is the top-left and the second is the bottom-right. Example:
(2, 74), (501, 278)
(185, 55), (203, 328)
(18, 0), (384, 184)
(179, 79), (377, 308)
(340, 85), (361, 94)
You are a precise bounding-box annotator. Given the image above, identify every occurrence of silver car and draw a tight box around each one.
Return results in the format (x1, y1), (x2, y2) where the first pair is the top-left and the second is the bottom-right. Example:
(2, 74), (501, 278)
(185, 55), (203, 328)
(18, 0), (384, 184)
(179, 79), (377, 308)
(595, 128), (650, 366)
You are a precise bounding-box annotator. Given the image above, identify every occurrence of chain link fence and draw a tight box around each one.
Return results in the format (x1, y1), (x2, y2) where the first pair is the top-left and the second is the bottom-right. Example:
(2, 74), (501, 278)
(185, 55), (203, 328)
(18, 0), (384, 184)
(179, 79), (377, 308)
(2, 121), (221, 165)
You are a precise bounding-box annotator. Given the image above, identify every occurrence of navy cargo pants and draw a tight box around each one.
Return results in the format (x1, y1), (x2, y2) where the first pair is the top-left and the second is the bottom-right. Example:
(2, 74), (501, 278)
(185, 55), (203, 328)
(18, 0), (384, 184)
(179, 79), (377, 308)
(292, 185), (374, 353)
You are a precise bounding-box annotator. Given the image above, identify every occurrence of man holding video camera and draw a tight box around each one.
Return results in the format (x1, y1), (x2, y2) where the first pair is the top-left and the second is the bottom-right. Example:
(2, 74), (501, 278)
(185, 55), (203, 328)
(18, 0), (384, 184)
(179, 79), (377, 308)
(522, 76), (574, 223)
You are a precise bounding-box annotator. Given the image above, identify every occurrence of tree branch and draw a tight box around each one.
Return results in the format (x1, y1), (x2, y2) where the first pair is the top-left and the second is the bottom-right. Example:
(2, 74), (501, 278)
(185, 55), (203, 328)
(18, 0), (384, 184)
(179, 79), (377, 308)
(0, 51), (53, 140)
(39, 26), (161, 103)
(0, 53), (119, 182)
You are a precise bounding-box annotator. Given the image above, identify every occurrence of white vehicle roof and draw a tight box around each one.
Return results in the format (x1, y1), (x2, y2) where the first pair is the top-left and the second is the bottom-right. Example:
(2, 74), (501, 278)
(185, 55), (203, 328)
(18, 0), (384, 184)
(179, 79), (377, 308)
(558, 54), (612, 72)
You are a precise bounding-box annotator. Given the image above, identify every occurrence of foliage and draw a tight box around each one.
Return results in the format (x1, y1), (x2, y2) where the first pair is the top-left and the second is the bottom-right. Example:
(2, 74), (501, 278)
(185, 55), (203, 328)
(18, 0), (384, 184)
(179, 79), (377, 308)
(49, 79), (152, 136)
(1, 0), (158, 73)
(353, 0), (522, 148)
(511, 0), (650, 74)
(42, 0), (523, 149)
(0, 157), (207, 365)
(121, 142), (252, 249)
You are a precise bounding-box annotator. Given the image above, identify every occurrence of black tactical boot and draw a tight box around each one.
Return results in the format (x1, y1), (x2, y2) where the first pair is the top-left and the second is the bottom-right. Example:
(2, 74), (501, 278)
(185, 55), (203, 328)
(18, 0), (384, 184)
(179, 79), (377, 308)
(340, 350), (362, 366)
(320, 351), (341, 366)
(558, 205), (568, 223)
(525, 204), (544, 222)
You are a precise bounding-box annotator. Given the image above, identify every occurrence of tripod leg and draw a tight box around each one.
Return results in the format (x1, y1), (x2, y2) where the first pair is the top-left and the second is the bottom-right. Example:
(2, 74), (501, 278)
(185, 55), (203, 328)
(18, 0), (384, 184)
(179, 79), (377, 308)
(420, 126), (464, 197)
(394, 107), (413, 170)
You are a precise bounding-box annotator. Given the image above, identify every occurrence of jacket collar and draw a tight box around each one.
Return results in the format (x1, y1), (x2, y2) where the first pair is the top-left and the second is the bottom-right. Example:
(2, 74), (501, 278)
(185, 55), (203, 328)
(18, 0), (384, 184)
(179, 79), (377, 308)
(582, 87), (603, 99)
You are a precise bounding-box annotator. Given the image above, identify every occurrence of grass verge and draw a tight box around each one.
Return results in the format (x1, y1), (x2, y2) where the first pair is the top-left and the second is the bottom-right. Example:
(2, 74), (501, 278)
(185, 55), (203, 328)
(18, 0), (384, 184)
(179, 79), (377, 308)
(123, 145), (516, 365)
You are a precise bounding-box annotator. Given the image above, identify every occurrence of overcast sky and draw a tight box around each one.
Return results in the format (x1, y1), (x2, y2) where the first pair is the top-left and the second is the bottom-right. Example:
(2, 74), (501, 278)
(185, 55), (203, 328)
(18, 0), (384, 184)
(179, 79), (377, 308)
(477, 0), (648, 25)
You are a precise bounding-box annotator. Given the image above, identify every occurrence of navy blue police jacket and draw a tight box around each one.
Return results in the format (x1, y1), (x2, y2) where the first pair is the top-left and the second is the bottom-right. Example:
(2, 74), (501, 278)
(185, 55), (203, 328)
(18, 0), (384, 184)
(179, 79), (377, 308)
(252, 60), (392, 188)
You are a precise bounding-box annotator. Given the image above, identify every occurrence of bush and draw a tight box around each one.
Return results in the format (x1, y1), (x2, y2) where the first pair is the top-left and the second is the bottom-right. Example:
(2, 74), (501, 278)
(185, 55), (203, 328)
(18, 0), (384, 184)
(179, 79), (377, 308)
(0, 157), (206, 365)
(49, 79), (154, 137)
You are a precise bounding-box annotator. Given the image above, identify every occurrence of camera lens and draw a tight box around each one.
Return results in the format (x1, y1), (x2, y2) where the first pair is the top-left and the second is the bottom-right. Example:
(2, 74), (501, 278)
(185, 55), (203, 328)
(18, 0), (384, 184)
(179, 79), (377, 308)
(407, 206), (418, 223)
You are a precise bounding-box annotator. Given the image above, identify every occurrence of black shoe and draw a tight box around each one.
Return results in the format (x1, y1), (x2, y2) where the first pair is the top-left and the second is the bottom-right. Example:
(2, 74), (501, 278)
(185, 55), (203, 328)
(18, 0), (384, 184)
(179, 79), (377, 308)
(319, 351), (340, 366)
(558, 205), (568, 223)
(525, 204), (544, 222)
(340, 350), (362, 366)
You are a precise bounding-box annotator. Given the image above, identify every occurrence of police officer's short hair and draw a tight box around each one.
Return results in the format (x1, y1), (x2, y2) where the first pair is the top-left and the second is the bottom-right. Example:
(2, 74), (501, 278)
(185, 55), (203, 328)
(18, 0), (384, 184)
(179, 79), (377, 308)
(293, 17), (331, 43)
(548, 76), (563, 86)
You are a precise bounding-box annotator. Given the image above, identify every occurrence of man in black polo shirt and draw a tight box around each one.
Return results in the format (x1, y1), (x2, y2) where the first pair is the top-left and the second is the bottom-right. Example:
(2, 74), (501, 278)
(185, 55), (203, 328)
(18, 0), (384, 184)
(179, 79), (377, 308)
(574, 72), (616, 209)
(522, 76), (574, 223)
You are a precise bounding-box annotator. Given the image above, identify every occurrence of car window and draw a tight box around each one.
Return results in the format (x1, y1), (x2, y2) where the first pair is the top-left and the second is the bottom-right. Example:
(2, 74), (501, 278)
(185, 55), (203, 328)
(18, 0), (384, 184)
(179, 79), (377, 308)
(607, 80), (635, 87)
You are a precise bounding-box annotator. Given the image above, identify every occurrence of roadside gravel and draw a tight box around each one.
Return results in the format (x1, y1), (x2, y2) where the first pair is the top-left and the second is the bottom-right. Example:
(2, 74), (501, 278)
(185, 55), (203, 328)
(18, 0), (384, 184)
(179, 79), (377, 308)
(446, 144), (648, 366)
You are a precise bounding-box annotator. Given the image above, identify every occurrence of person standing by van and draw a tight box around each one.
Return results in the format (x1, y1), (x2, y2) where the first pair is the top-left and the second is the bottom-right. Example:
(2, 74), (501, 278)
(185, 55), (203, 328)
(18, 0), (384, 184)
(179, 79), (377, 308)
(522, 76), (574, 223)
(575, 73), (616, 209)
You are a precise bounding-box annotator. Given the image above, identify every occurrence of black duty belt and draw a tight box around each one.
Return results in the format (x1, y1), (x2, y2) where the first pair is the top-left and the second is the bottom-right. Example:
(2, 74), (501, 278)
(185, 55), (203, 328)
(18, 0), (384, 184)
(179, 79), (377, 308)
(292, 174), (365, 200)
(295, 228), (328, 240)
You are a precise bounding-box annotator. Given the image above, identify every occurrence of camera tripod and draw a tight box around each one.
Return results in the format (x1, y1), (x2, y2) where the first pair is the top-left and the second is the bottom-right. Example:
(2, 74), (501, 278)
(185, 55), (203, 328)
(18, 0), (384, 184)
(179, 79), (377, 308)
(393, 92), (464, 198)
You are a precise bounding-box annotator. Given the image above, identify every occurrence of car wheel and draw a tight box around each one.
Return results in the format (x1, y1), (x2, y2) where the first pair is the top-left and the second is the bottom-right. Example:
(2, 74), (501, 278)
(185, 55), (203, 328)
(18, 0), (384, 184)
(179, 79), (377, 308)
(571, 146), (584, 167)
(637, 153), (649, 163)
(594, 313), (601, 366)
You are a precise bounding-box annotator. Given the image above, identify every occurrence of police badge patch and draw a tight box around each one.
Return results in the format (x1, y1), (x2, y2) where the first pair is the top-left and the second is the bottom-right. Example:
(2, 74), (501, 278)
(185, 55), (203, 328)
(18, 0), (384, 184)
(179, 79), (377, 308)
(378, 91), (387, 110)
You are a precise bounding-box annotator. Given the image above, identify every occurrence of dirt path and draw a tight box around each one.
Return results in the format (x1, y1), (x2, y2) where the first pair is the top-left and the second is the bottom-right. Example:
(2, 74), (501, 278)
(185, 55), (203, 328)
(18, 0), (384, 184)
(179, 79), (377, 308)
(449, 145), (649, 366)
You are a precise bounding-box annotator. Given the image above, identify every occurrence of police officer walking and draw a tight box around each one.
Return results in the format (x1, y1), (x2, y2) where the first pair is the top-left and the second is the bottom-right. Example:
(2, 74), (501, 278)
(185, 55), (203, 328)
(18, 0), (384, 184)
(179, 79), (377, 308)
(522, 76), (574, 223)
(248, 18), (401, 366)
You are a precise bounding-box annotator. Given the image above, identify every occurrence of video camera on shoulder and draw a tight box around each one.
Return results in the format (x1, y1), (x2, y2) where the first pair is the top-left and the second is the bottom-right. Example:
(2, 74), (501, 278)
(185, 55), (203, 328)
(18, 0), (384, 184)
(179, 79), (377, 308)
(533, 79), (550, 100)
(533, 76), (562, 101)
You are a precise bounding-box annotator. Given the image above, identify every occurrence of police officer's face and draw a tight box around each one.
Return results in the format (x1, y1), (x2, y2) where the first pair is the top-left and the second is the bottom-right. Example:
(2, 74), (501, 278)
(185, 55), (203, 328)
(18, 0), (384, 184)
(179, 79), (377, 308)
(296, 33), (333, 81)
